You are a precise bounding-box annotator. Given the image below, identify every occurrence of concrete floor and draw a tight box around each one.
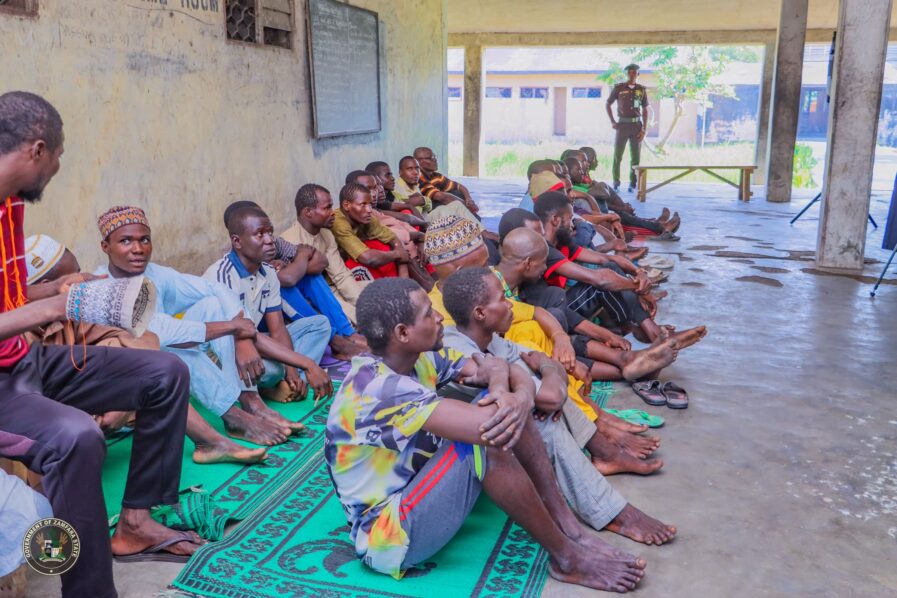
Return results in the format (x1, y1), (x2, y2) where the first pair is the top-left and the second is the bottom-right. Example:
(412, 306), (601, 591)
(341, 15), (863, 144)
(26, 181), (897, 597)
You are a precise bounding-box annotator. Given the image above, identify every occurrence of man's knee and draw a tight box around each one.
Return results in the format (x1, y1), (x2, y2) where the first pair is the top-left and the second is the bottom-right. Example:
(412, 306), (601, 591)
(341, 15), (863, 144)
(56, 412), (106, 462)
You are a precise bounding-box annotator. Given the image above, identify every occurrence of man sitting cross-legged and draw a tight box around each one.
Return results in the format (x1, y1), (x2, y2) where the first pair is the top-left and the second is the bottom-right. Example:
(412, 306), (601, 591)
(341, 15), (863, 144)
(332, 182), (414, 282)
(95, 206), (306, 447)
(280, 183), (369, 323)
(393, 155), (481, 227)
(221, 200), (367, 362)
(204, 202), (334, 404)
(422, 217), (662, 471)
(440, 267), (677, 535)
(0, 90), (201, 596)
(26, 233), (267, 465)
(325, 277), (649, 592)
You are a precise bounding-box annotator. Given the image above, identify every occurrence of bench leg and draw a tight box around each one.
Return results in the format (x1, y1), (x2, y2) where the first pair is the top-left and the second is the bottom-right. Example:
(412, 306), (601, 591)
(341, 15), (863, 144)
(740, 170), (752, 201)
(638, 171), (647, 202)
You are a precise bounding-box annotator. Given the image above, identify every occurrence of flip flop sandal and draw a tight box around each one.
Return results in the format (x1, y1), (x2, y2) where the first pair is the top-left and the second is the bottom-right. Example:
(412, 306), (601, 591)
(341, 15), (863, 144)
(604, 408), (665, 428)
(632, 380), (667, 406)
(661, 381), (689, 409)
(113, 531), (203, 563)
(640, 255), (675, 269)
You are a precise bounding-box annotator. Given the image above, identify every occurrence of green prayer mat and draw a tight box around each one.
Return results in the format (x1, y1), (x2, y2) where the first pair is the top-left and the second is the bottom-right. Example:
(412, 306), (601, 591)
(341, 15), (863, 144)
(101, 387), (549, 598)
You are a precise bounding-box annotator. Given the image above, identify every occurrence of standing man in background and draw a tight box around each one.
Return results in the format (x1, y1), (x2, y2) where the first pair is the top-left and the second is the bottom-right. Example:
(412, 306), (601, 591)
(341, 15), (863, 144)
(606, 64), (649, 193)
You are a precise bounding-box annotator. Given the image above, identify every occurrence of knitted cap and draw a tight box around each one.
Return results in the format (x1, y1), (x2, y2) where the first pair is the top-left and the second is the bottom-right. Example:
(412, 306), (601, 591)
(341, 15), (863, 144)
(423, 216), (484, 266)
(24, 234), (65, 284)
(97, 206), (150, 239)
(529, 171), (565, 200)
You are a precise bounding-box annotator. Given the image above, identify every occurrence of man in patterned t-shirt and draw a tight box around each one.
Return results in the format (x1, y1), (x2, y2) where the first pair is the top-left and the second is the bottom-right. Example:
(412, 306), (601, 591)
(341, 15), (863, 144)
(325, 278), (648, 592)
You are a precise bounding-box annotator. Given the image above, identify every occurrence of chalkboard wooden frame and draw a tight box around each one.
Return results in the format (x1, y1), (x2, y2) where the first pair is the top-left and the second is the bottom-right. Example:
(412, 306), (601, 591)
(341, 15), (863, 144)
(306, 0), (382, 138)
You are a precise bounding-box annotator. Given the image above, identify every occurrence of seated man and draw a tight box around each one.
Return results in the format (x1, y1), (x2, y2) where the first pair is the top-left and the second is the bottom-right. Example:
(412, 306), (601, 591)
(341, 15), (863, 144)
(332, 182), (413, 282)
(364, 160), (425, 218)
(496, 228), (679, 385)
(221, 200), (367, 362)
(281, 183), (369, 322)
(26, 233), (267, 465)
(577, 146), (680, 238)
(442, 268), (677, 533)
(394, 155), (481, 227)
(0, 90), (201, 596)
(96, 206), (306, 447)
(423, 217), (661, 465)
(413, 146), (481, 218)
(325, 277), (649, 592)
(205, 202), (334, 403)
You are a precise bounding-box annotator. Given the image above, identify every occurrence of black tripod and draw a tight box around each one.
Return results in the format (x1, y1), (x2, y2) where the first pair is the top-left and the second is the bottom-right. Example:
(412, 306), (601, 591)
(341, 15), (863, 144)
(790, 192), (879, 228)
(870, 245), (896, 297)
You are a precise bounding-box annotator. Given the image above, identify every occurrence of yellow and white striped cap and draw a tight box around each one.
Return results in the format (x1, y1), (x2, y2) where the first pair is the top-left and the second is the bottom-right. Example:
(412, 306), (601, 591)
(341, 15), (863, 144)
(24, 234), (65, 284)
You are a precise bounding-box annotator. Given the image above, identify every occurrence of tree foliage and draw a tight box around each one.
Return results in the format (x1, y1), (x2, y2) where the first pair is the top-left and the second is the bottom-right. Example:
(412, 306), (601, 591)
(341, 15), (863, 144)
(599, 46), (759, 152)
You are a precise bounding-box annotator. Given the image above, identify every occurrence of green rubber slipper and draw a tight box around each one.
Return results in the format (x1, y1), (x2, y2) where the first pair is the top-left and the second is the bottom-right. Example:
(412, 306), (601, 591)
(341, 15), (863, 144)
(603, 408), (665, 428)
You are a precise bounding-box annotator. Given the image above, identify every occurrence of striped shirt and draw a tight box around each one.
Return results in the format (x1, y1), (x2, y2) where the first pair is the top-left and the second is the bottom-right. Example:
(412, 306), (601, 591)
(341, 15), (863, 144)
(418, 170), (458, 200)
(203, 250), (282, 328)
(0, 197), (29, 368)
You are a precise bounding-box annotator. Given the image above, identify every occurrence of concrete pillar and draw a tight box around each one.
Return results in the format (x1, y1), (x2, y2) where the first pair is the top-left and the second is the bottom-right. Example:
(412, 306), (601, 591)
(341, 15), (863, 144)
(765, 0), (808, 202)
(753, 41), (775, 185)
(816, 0), (892, 271)
(462, 44), (483, 177)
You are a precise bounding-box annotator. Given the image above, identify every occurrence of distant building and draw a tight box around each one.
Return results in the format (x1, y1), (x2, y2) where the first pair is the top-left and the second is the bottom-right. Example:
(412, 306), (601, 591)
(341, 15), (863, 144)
(448, 45), (897, 148)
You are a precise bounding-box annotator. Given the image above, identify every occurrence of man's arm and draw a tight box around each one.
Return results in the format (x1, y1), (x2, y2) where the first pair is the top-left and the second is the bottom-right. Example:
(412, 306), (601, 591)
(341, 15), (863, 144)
(606, 87), (619, 128)
(531, 306), (576, 371)
(356, 245), (408, 268)
(519, 351), (567, 416)
(253, 332), (333, 401)
(0, 294), (66, 340)
(262, 309), (304, 395)
(321, 232), (366, 302)
(555, 260), (639, 292)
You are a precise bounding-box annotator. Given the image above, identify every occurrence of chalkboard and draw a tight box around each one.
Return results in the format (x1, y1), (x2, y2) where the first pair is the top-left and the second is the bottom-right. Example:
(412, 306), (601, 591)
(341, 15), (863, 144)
(306, 0), (381, 138)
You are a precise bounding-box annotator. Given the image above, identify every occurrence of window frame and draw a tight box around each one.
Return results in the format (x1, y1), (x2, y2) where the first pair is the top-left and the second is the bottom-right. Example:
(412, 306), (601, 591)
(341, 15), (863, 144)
(224, 0), (294, 51)
(519, 86), (548, 100)
(571, 87), (602, 99)
(485, 86), (512, 99)
(0, 0), (38, 18)
(447, 87), (462, 100)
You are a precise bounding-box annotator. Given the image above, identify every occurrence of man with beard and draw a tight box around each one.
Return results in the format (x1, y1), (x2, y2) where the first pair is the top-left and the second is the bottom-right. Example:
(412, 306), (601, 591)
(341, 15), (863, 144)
(280, 183), (369, 322)
(0, 91), (202, 596)
(325, 277), (649, 592)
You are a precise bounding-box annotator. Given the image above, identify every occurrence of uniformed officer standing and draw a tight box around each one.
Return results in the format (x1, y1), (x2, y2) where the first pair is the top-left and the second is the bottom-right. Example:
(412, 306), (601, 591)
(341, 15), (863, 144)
(606, 63), (649, 192)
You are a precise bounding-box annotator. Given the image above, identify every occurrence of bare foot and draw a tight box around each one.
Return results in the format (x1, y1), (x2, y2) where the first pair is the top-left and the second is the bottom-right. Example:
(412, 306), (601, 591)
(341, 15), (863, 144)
(548, 550), (646, 593)
(222, 407), (288, 446)
(599, 422), (661, 460)
(624, 247), (648, 261)
(605, 504), (677, 546)
(330, 335), (365, 361)
(663, 213), (681, 233)
(239, 391), (305, 434)
(193, 441), (268, 465)
(111, 508), (205, 557)
(621, 339), (679, 381)
(575, 528), (641, 562)
(589, 430), (663, 475)
(599, 409), (649, 434)
(667, 325), (707, 350)
(652, 290), (668, 301)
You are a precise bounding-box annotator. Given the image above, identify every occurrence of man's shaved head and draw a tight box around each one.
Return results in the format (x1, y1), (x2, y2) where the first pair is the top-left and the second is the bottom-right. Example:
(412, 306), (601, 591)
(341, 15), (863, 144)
(501, 228), (548, 264)
(412, 147), (432, 159)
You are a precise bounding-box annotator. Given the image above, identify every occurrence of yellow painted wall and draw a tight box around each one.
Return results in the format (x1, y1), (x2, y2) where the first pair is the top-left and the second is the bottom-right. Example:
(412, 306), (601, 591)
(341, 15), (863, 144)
(0, 0), (447, 273)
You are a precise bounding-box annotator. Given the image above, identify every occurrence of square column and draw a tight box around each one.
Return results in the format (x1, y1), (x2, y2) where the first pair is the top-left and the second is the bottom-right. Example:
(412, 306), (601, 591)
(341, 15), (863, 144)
(816, 0), (893, 270)
(462, 44), (483, 177)
(765, 0), (808, 202)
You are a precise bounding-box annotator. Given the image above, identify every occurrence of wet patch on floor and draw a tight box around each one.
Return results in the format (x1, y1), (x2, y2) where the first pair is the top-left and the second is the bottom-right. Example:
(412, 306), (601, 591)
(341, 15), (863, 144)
(689, 245), (728, 251)
(678, 255), (695, 262)
(801, 268), (897, 286)
(688, 268), (705, 273)
(735, 275), (783, 287)
(712, 250), (779, 259)
(725, 236), (764, 242)
(728, 258), (756, 264)
(680, 281), (705, 287)
(751, 265), (790, 274)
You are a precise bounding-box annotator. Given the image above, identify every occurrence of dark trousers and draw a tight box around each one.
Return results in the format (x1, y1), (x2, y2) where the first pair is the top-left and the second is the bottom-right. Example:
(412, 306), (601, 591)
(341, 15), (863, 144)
(616, 210), (663, 234)
(612, 122), (642, 188)
(0, 344), (190, 598)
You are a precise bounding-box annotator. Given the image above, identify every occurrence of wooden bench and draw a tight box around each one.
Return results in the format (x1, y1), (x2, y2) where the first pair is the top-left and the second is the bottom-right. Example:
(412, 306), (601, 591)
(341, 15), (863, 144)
(633, 165), (756, 202)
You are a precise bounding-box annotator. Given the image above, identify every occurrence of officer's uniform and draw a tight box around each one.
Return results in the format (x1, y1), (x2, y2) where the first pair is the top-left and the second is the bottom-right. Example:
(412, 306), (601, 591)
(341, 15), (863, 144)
(607, 73), (649, 190)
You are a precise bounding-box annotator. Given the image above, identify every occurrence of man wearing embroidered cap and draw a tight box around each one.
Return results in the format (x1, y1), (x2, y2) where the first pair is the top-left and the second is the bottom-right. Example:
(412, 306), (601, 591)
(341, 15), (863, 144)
(24, 233), (78, 285)
(0, 91), (203, 595)
(606, 64), (649, 193)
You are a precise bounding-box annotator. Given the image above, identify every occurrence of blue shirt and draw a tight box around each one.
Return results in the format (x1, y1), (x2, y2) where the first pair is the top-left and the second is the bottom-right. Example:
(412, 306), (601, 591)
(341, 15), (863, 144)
(203, 250), (282, 328)
(95, 262), (243, 347)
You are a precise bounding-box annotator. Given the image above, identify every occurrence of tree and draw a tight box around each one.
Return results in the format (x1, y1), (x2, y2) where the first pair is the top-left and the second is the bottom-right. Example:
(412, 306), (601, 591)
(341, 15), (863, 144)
(599, 46), (758, 154)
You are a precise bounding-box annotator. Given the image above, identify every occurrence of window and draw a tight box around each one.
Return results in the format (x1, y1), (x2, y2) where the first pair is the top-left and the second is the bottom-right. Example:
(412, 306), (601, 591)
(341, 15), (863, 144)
(0, 0), (37, 16)
(520, 87), (548, 99)
(802, 90), (819, 113)
(447, 87), (462, 100)
(571, 87), (602, 99)
(485, 87), (512, 99)
(226, 0), (293, 49)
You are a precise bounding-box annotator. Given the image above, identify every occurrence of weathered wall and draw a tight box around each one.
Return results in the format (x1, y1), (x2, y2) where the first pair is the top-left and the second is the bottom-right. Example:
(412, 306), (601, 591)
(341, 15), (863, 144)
(0, 0), (447, 273)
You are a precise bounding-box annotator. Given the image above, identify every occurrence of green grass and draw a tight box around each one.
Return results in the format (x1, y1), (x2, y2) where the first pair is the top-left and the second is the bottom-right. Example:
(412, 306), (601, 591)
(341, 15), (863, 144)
(448, 140), (763, 184)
